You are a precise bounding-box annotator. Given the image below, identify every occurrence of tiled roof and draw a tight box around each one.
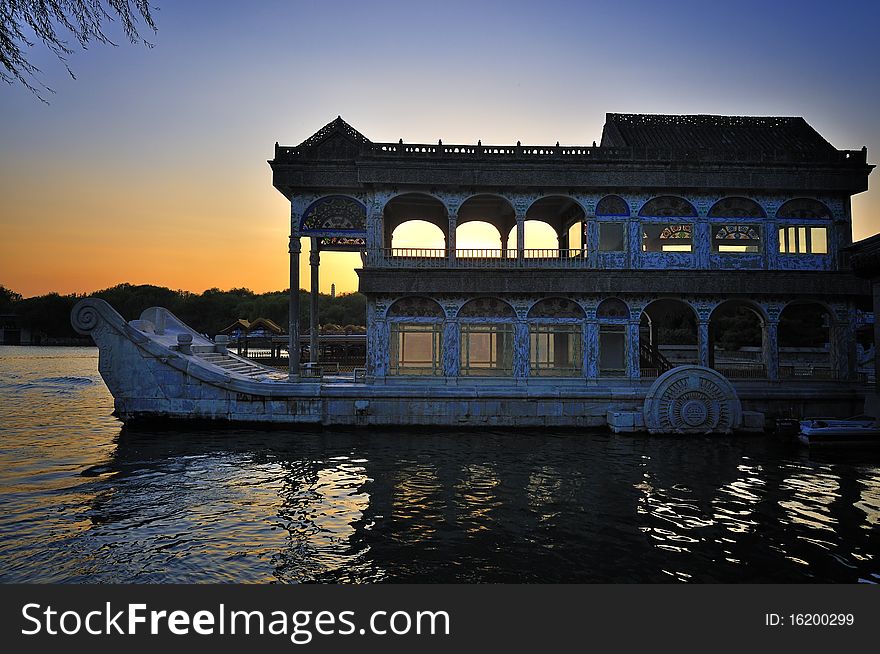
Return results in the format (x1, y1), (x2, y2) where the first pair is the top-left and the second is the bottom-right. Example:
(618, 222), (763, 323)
(600, 113), (836, 154)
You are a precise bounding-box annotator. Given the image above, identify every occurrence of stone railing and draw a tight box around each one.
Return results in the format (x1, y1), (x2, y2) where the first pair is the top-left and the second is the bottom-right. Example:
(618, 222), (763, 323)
(369, 248), (588, 268)
(274, 142), (867, 165)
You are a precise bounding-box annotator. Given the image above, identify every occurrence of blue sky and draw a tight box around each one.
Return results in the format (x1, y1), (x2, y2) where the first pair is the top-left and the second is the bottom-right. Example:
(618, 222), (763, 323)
(1, 0), (878, 295)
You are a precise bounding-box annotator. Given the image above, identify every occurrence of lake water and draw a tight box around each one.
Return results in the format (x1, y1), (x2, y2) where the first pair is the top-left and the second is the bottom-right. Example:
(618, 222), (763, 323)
(0, 346), (878, 583)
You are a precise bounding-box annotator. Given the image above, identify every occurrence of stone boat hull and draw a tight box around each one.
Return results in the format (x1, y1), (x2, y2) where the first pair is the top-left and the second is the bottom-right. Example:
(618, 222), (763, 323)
(72, 299), (864, 431)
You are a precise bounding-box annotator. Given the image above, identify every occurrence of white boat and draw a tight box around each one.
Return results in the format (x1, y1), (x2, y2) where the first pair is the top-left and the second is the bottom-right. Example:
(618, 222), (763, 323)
(798, 415), (880, 446)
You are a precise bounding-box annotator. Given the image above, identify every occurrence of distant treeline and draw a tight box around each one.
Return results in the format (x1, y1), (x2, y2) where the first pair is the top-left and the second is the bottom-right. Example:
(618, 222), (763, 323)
(0, 284), (365, 339)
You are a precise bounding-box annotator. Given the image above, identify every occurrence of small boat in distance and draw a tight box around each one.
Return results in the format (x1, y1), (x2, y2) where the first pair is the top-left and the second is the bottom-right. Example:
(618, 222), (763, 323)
(798, 415), (880, 447)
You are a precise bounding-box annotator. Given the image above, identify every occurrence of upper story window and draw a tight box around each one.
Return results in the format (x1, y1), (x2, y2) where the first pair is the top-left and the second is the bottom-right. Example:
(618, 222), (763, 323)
(642, 223), (693, 252)
(713, 225), (761, 253)
(599, 222), (625, 251)
(778, 226), (828, 254)
(639, 196), (696, 254)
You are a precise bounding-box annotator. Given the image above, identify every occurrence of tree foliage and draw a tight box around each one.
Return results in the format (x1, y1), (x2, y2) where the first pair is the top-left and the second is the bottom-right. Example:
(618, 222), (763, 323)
(3, 283), (367, 339)
(0, 0), (156, 99)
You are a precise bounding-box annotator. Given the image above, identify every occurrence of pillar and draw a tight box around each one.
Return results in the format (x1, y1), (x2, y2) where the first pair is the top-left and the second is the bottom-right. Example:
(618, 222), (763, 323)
(516, 213), (525, 263)
(584, 321), (597, 379)
(763, 319), (779, 380)
(586, 219), (599, 268)
(513, 319), (529, 379)
(830, 318), (854, 381)
(447, 211), (457, 265)
(442, 320), (460, 377)
(500, 231), (509, 259)
(288, 235), (301, 380)
(697, 319), (710, 368)
(628, 319), (641, 380)
(309, 238), (320, 364)
(559, 229), (569, 257)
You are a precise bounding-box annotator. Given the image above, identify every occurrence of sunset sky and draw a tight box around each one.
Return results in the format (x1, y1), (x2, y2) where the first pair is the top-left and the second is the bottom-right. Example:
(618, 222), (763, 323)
(1, 0), (879, 298)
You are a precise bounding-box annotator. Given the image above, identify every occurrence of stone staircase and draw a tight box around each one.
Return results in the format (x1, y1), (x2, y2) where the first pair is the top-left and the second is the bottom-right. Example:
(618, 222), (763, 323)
(196, 351), (287, 381)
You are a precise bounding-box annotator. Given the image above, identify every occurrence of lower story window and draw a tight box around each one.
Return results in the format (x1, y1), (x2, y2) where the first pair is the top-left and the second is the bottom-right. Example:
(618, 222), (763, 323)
(461, 323), (513, 376)
(599, 325), (627, 376)
(530, 325), (582, 376)
(389, 323), (442, 375)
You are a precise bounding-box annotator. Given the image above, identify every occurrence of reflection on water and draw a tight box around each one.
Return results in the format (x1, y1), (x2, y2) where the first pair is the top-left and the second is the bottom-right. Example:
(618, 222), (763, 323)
(0, 346), (878, 583)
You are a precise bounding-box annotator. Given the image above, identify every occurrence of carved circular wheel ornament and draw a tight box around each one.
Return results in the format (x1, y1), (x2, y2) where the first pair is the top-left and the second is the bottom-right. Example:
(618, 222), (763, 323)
(643, 366), (742, 434)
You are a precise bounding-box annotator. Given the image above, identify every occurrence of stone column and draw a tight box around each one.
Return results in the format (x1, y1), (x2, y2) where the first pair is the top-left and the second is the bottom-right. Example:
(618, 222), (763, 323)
(584, 321), (596, 379)
(442, 320), (460, 378)
(500, 232), (509, 259)
(697, 319), (710, 368)
(694, 220), (711, 269)
(629, 217), (641, 269)
(513, 320), (529, 379)
(830, 317), (854, 381)
(447, 211), (457, 265)
(288, 235), (301, 380)
(559, 229), (569, 257)
(628, 319), (641, 380)
(309, 238), (320, 364)
(516, 212), (525, 263)
(762, 318), (779, 381)
(586, 218), (598, 268)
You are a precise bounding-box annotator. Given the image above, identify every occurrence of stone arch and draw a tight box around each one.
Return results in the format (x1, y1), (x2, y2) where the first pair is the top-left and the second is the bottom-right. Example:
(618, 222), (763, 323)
(528, 297), (585, 319)
(390, 220), (447, 251)
(382, 193), (449, 248)
(456, 194), (516, 253)
(596, 195), (630, 216)
(524, 195), (586, 252)
(638, 195), (698, 217)
(776, 198), (832, 220)
(640, 298), (699, 371)
(708, 197), (767, 218)
(709, 299), (767, 375)
(778, 300), (833, 378)
(596, 297), (630, 320)
(457, 297), (516, 319)
(301, 195), (367, 232)
(386, 296), (444, 376)
(386, 296), (445, 319)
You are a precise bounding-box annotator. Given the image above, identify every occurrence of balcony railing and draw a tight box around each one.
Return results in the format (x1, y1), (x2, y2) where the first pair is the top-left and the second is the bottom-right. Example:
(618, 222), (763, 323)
(372, 248), (588, 268)
(274, 142), (868, 166)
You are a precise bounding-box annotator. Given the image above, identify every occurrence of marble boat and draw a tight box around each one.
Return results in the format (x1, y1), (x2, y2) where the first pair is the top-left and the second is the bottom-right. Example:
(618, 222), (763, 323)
(71, 112), (876, 432)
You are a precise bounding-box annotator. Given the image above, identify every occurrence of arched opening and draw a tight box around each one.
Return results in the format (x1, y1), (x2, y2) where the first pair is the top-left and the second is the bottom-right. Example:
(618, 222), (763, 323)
(526, 196), (585, 257)
(779, 302), (832, 378)
(528, 298), (584, 376)
(383, 193), (448, 254)
(456, 221), (504, 255)
(505, 221), (561, 257)
(596, 298), (630, 377)
(457, 194), (515, 258)
(391, 220), (447, 255)
(387, 296), (444, 376)
(458, 297), (515, 376)
(709, 300), (766, 378)
(640, 299), (697, 376)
